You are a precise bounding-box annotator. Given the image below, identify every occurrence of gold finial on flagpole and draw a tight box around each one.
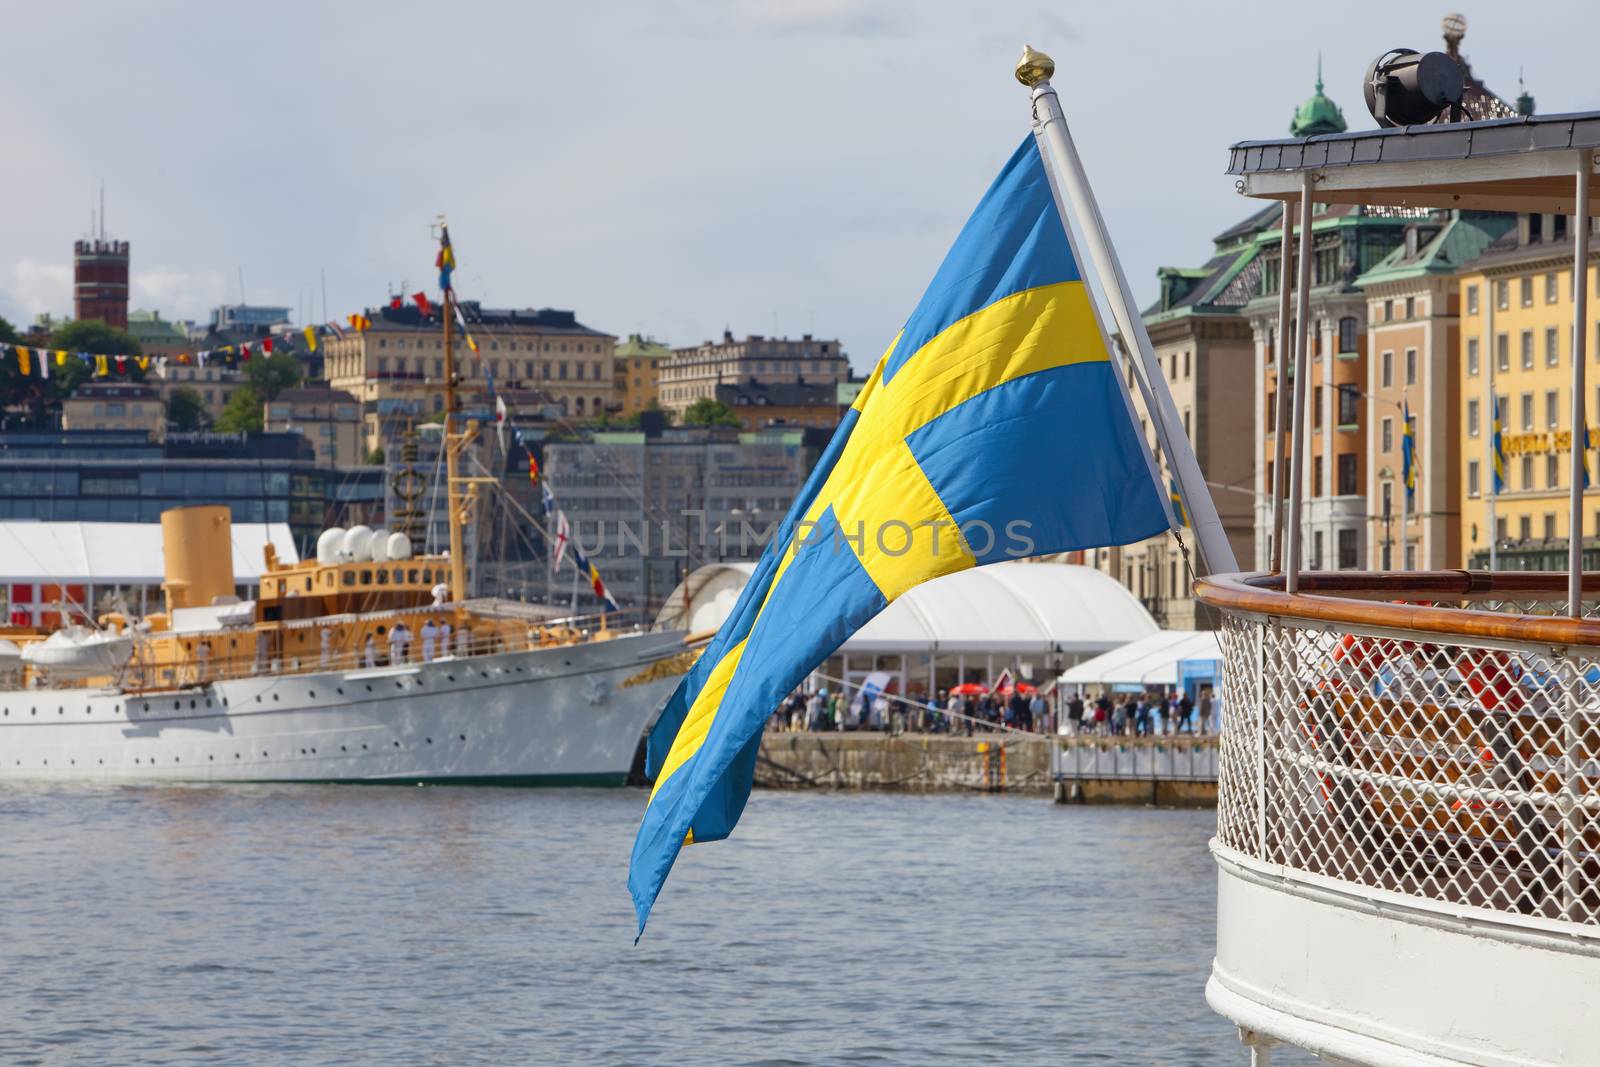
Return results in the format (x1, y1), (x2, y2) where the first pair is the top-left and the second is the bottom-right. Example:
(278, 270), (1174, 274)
(1014, 45), (1055, 87)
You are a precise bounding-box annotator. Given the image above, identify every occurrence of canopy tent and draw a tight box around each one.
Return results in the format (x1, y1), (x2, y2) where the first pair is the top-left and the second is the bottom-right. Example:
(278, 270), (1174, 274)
(655, 561), (1158, 656)
(1054, 629), (1222, 690)
(0, 520), (296, 586)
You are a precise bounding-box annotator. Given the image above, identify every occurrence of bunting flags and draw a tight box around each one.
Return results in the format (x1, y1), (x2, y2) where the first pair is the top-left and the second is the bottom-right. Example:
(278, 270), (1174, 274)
(303, 326), (318, 351)
(528, 452), (540, 486)
(413, 292), (434, 317)
(553, 510), (571, 573)
(348, 313), (372, 332)
(15, 347), (30, 376)
(327, 320), (347, 341)
(1169, 477), (1189, 527)
(494, 394), (508, 453)
(572, 542), (620, 612)
(261, 338), (274, 354)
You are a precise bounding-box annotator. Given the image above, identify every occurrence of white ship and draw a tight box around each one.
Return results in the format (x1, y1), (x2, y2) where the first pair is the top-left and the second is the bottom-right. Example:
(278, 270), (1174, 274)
(0, 505), (692, 785)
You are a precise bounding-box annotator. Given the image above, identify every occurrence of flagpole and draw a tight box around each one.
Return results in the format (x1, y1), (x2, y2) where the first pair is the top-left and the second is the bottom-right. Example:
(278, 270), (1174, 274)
(1568, 148), (1592, 618)
(1485, 278), (1498, 570)
(1016, 47), (1238, 577)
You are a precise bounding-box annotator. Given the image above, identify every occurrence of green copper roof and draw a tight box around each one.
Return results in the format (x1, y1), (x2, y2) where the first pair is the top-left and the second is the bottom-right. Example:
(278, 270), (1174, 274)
(615, 333), (672, 359)
(1354, 211), (1516, 287)
(1289, 58), (1347, 138)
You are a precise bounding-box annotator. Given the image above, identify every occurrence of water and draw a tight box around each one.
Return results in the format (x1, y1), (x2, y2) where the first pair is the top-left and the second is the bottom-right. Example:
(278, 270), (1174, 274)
(1, 786), (1314, 1065)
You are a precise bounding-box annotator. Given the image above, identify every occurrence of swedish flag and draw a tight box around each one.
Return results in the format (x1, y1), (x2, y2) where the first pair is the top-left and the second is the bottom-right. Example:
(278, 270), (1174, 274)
(628, 136), (1170, 936)
(1491, 414), (1506, 494)
(1401, 399), (1417, 504)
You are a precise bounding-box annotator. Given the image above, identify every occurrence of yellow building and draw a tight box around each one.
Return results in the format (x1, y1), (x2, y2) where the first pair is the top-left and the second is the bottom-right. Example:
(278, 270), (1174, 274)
(323, 301), (616, 454)
(614, 333), (671, 415)
(62, 382), (164, 439)
(1458, 215), (1600, 567)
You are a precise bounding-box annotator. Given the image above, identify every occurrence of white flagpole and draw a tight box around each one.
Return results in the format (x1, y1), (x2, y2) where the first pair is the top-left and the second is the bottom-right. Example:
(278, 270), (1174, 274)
(1017, 47), (1238, 576)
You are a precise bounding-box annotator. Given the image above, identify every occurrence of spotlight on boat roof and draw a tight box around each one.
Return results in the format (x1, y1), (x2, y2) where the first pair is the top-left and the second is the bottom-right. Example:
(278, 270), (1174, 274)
(1364, 48), (1464, 127)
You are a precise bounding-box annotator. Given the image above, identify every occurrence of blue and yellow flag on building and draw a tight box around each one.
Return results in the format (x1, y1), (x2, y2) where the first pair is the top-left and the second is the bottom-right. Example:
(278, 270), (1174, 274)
(1491, 412), (1506, 494)
(1401, 398), (1417, 504)
(627, 135), (1171, 936)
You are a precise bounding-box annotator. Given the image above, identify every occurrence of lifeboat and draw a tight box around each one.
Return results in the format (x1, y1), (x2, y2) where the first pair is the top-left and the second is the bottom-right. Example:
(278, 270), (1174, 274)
(20, 626), (135, 679)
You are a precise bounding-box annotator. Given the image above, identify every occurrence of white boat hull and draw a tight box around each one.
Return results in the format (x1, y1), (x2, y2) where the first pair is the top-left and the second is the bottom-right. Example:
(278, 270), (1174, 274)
(0, 631), (688, 785)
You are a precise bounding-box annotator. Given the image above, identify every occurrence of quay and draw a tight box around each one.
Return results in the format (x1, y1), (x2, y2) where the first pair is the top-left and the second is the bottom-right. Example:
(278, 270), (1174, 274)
(754, 732), (1218, 806)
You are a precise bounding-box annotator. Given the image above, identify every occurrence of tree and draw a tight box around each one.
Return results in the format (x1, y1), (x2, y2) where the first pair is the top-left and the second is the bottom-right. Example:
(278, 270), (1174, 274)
(166, 386), (210, 432)
(681, 397), (742, 428)
(365, 447), (386, 465)
(244, 351), (303, 402)
(213, 388), (263, 433)
(49, 320), (142, 357)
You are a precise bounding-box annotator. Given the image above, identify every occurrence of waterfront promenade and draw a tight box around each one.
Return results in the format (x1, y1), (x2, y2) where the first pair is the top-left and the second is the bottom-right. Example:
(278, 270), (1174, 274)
(756, 732), (1218, 805)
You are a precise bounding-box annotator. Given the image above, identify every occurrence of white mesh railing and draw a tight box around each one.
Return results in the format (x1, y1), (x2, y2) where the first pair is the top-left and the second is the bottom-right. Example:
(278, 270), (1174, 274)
(1215, 609), (1600, 930)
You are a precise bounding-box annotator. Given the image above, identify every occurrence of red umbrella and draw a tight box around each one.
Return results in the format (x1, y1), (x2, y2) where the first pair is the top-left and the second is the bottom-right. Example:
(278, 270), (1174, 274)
(999, 682), (1038, 696)
(949, 682), (989, 696)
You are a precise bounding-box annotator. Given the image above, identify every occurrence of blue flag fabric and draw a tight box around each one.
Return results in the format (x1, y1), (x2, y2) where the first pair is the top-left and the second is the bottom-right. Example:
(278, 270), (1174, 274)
(1401, 399), (1417, 504)
(628, 134), (1171, 937)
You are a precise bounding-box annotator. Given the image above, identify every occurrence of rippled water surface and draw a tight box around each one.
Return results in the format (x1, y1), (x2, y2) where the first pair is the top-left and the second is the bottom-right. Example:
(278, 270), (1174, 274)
(1, 785), (1315, 1065)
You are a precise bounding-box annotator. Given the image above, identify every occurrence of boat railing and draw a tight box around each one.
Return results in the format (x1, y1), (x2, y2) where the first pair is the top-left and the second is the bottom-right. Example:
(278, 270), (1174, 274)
(10, 606), (662, 694)
(1197, 569), (1600, 936)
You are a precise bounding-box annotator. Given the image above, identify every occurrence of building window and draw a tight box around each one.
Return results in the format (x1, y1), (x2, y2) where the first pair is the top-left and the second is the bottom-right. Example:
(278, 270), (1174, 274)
(1544, 513), (1557, 540)
(1521, 455), (1534, 490)
(1467, 398), (1480, 437)
(1467, 337), (1480, 376)
(1521, 330), (1535, 369)
(1381, 350), (1393, 388)
(1467, 284), (1479, 315)
(1338, 317), (1357, 353)
(1547, 389), (1560, 429)
(1468, 459), (1481, 498)
(1184, 351), (1192, 378)
(1520, 392), (1534, 431)
(1518, 515), (1530, 540)
(1405, 296), (1416, 319)
(1547, 453), (1561, 488)
(1521, 276), (1534, 307)
(1312, 456), (1323, 497)
(1496, 333), (1510, 372)
(1405, 348), (1417, 385)
(1337, 386), (1359, 427)
(1337, 453), (1358, 496)
(1497, 517), (1507, 541)
(1543, 326), (1560, 368)
(1547, 272), (1560, 304)
(1383, 299), (1394, 322)
(1337, 527), (1358, 569)
(1312, 531), (1325, 569)
(1381, 416), (1394, 452)
(1313, 386), (1323, 429)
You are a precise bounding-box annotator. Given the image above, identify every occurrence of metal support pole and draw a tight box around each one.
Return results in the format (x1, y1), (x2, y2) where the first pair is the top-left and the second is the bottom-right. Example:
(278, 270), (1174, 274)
(1570, 149), (1592, 618)
(1020, 51), (1238, 576)
(1284, 175), (1316, 594)
(1268, 201), (1295, 573)
(1485, 276), (1498, 570)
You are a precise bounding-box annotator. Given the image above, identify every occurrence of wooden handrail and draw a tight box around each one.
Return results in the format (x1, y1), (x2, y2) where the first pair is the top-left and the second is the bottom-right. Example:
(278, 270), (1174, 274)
(1195, 570), (1600, 648)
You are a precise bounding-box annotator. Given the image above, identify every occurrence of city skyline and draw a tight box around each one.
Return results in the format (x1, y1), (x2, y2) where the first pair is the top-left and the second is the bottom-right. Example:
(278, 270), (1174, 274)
(3, 2), (1597, 373)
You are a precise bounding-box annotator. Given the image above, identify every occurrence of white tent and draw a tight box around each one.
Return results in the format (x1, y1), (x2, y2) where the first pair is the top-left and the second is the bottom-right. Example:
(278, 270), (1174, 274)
(1054, 629), (1223, 689)
(656, 560), (1157, 656)
(0, 521), (296, 585)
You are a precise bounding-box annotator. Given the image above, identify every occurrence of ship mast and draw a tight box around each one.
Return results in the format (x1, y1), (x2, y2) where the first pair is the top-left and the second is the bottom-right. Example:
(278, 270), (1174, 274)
(439, 234), (474, 602)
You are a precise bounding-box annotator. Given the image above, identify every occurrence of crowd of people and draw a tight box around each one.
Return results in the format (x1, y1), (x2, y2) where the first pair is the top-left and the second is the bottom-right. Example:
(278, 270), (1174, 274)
(1058, 689), (1215, 736)
(766, 683), (1216, 737)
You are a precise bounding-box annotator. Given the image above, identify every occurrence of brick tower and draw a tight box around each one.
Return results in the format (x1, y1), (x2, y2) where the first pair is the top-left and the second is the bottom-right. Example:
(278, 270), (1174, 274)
(73, 237), (130, 329)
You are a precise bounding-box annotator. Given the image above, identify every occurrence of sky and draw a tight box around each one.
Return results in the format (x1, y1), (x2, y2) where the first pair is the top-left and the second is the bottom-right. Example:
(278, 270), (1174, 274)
(3, 1), (1597, 372)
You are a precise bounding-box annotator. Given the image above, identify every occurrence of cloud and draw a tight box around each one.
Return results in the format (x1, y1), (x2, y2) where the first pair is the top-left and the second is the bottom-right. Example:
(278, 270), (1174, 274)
(131, 269), (230, 322)
(0, 260), (73, 325)
(645, 0), (911, 40)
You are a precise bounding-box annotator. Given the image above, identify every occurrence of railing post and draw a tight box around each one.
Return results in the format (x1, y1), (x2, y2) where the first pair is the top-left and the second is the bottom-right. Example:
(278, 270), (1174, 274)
(1255, 620), (1268, 861)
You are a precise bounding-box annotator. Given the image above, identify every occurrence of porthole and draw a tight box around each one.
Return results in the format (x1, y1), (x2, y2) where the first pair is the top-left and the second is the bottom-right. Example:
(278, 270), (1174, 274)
(144, 702), (150, 712)
(98, 759), (103, 765)
(190, 700), (196, 709)
(262, 751), (269, 757)
(208, 755), (214, 761)
(273, 694), (280, 702)
(365, 685), (372, 692)
(173, 699), (180, 710)
(459, 734), (466, 741)
(361, 744), (368, 750)
(425, 738), (433, 745)
(340, 745), (347, 752)
(30, 707), (36, 715)
(256, 695), (262, 703)
(393, 741), (400, 747)
(309, 691), (316, 699)
(336, 688), (344, 696)
(447, 675), (455, 683)
(395, 681), (403, 690)
(235, 753), (241, 759)
(300, 749), (307, 755)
